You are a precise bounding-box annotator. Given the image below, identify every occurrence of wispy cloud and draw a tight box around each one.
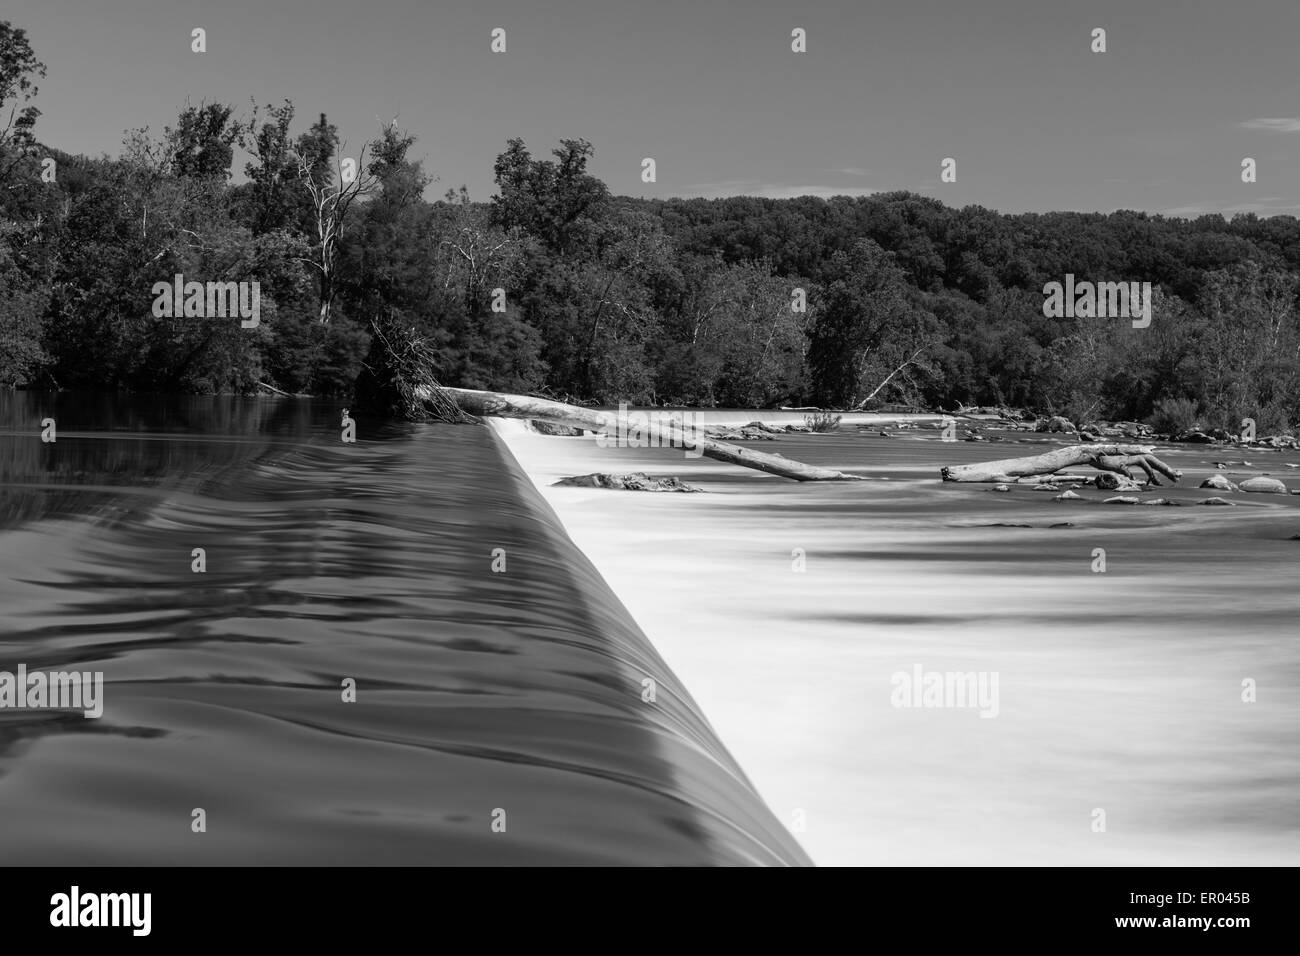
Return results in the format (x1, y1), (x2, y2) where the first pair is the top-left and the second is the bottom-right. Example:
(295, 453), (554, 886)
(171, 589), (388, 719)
(829, 167), (871, 177)
(685, 179), (877, 200)
(1240, 118), (1300, 133)
(1162, 198), (1300, 218)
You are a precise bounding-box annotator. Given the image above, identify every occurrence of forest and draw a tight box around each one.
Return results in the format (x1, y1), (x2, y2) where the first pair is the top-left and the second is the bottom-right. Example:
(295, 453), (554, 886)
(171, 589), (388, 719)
(3, 21), (1300, 433)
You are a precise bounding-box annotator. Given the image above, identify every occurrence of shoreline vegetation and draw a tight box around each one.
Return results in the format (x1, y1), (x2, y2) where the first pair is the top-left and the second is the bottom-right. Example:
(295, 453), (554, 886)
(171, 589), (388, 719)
(3, 16), (1300, 443)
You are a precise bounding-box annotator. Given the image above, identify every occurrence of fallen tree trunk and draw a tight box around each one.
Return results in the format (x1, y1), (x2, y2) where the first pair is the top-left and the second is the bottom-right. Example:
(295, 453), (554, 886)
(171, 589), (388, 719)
(430, 386), (863, 482)
(941, 444), (1182, 484)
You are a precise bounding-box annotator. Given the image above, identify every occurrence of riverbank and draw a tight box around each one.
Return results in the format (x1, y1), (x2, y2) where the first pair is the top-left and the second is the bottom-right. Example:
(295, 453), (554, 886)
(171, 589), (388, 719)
(490, 419), (1300, 866)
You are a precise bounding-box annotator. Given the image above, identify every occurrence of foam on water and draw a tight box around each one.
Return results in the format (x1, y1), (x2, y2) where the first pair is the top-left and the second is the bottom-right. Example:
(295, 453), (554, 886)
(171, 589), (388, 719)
(496, 421), (1300, 865)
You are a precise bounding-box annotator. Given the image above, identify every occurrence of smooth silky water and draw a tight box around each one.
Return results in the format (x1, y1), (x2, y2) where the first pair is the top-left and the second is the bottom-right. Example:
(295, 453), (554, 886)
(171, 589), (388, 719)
(496, 422), (1300, 865)
(0, 393), (809, 865)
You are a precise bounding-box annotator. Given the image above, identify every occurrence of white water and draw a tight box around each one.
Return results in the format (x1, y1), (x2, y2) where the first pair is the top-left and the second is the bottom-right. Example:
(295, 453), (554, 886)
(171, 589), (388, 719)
(492, 422), (1300, 866)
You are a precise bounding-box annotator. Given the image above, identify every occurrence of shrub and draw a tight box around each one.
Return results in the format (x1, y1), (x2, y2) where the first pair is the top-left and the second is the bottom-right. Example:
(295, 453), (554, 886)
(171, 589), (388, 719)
(1146, 397), (1199, 435)
(804, 411), (842, 432)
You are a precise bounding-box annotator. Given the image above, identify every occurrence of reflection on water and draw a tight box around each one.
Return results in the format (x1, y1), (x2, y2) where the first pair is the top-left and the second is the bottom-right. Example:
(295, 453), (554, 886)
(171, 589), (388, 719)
(0, 392), (810, 865)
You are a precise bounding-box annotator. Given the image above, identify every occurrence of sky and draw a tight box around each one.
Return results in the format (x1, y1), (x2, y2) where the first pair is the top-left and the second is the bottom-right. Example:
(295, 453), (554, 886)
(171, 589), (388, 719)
(7, 0), (1300, 216)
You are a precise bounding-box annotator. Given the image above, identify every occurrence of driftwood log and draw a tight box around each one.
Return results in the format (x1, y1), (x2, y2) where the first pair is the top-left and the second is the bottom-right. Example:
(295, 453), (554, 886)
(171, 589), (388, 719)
(941, 444), (1182, 485)
(428, 386), (863, 482)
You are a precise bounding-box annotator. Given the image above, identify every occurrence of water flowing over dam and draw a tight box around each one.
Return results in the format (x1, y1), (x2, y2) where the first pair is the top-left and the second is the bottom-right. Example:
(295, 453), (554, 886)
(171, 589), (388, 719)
(0, 393), (809, 866)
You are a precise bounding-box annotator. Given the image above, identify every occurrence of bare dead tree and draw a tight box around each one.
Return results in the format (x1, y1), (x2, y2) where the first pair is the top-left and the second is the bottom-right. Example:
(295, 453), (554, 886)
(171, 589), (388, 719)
(941, 444), (1182, 484)
(434, 386), (864, 481)
(435, 199), (519, 314)
(854, 344), (939, 409)
(294, 142), (377, 322)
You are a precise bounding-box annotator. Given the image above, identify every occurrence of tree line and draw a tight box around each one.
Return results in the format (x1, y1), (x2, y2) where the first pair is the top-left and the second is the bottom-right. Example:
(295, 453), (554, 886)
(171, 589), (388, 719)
(3, 21), (1299, 432)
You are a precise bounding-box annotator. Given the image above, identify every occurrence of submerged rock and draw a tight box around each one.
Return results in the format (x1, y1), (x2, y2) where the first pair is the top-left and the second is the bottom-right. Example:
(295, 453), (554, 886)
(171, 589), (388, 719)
(1239, 476), (1288, 494)
(553, 473), (703, 492)
(1103, 495), (1141, 505)
(1198, 496), (1236, 506)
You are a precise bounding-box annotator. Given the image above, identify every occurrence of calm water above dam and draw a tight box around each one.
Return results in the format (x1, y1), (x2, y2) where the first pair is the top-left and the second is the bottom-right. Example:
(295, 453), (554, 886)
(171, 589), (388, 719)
(0, 393), (808, 866)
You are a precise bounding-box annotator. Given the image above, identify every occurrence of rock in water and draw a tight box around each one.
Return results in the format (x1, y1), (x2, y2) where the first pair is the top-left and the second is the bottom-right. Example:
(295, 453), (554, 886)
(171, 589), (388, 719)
(1053, 490), (1082, 501)
(1239, 476), (1288, 494)
(553, 473), (703, 492)
(1036, 415), (1076, 434)
(1199, 475), (1238, 491)
(531, 420), (585, 436)
(992, 484), (1011, 492)
(1095, 473), (1144, 491)
(707, 426), (778, 441)
(1198, 496), (1236, 506)
(1103, 495), (1141, 505)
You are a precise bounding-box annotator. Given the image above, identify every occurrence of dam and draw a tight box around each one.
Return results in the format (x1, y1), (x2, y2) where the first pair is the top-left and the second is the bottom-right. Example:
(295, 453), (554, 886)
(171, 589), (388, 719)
(0, 392), (809, 866)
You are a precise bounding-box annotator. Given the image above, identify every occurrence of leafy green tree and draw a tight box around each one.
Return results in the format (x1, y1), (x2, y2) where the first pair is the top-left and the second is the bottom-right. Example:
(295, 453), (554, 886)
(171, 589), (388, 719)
(0, 20), (44, 188)
(807, 239), (929, 407)
(491, 138), (609, 256)
(0, 223), (48, 386)
(166, 102), (243, 180)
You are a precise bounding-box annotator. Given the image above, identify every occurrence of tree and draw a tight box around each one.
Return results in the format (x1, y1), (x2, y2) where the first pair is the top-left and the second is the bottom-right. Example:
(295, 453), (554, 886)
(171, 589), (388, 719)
(239, 100), (304, 235)
(0, 21), (45, 190)
(806, 238), (932, 407)
(294, 137), (376, 322)
(1196, 261), (1300, 432)
(166, 102), (243, 180)
(490, 138), (610, 255)
(0, 222), (48, 386)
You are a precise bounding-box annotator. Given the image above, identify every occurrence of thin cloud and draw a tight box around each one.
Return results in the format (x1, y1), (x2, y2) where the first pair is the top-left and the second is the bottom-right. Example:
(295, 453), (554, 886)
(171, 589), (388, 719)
(685, 179), (877, 200)
(1240, 118), (1300, 133)
(830, 167), (871, 177)
(1163, 198), (1300, 218)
